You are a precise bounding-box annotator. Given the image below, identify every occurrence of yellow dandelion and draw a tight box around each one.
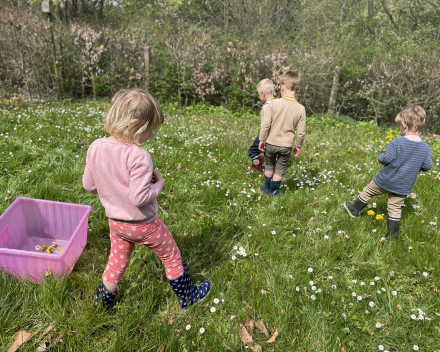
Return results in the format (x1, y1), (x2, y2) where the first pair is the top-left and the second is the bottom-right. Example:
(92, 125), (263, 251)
(173, 107), (176, 110)
(87, 134), (91, 137)
(211, 121), (213, 124)
(368, 210), (375, 216)
(52, 241), (60, 246)
(60, 249), (64, 254)
(346, 126), (350, 129)
(376, 214), (384, 220)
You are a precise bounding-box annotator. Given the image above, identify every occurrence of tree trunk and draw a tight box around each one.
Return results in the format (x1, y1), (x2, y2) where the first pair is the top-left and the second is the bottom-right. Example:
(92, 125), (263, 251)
(328, 66), (341, 114)
(368, 0), (375, 34)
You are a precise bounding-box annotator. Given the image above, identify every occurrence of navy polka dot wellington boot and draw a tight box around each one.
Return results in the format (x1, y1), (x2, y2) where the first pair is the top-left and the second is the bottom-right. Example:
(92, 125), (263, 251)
(94, 282), (117, 309)
(168, 263), (211, 311)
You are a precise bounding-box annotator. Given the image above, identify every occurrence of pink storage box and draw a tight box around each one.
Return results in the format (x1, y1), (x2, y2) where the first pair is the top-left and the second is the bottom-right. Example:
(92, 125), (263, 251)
(0, 197), (92, 283)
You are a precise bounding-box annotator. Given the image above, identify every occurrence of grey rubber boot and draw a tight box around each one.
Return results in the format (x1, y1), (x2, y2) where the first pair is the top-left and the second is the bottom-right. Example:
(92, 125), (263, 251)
(386, 219), (400, 239)
(269, 180), (284, 196)
(260, 176), (271, 195)
(343, 197), (367, 218)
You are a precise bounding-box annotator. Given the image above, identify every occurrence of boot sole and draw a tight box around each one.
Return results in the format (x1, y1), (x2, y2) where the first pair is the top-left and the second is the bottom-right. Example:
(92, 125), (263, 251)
(343, 202), (358, 219)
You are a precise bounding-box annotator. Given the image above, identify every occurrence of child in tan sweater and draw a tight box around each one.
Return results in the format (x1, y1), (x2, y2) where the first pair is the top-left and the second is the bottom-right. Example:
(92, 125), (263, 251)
(258, 70), (306, 196)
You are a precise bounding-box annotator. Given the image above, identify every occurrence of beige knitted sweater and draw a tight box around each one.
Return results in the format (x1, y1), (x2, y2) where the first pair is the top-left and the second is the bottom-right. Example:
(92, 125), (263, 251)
(259, 98), (306, 148)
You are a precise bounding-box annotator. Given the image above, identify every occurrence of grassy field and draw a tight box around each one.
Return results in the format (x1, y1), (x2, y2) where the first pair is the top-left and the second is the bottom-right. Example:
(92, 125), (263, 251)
(0, 101), (440, 352)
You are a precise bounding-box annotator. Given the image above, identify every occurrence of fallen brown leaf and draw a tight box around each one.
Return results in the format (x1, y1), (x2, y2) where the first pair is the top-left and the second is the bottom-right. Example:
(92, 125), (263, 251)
(404, 294), (413, 301)
(257, 196), (262, 201)
(396, 304), (402, 311)
(255, 320), (269, 337)
(309, 217), (316, 223)
(245, 318), (254, 333)
(159, 345), (164, 352)
(312, 201), (319, 206)
(177, 163), (181, 171)
(339, 344), (346, 352)
(314, 153), (320, 157)
(342, 313), (347, 322)
(168, 315), (174, 325)
(8, 331), (36, 352)
(35, 323), (54, 344)
(219, 292), (226, 298)
(239, 325), (262, 352)
(266, 329), (278, 343)
(36, 337), (64, 352)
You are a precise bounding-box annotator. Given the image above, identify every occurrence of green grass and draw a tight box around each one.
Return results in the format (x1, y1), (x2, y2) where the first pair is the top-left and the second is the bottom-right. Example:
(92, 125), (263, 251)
(0, 102), (439, 351)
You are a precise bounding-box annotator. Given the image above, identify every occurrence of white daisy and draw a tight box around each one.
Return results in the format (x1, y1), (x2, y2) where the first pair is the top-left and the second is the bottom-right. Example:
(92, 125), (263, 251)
(308, 267), (313, 273)
(213, 298), (219, 304)
(199, 327), (205, 334)
(210, 307), (216, 313)
(186, 325), (191, 330)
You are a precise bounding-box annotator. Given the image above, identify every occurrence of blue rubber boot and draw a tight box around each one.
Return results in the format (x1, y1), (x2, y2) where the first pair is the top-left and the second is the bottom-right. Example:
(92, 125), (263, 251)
(94, 282), (117, 309)
(260, 176), (271, 195)
(168, 263), (211, 311)
(270, 180), (284, 196)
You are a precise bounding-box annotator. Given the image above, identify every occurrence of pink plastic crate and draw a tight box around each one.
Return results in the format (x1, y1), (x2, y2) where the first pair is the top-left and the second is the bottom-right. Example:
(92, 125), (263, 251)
(0, 197), (92, 283)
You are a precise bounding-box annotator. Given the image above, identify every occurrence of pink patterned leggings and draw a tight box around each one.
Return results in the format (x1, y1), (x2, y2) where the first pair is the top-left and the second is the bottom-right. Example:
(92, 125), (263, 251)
(102, 217), (184, 283)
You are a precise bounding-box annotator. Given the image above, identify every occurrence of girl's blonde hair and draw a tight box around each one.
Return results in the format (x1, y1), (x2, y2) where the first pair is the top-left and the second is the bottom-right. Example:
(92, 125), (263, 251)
(104, 88), (164, 144)
(395, 105), (426, 133)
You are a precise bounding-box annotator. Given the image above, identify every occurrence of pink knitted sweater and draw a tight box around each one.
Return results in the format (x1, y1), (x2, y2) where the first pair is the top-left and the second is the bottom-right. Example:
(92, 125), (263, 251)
(82, 138), (162, 223)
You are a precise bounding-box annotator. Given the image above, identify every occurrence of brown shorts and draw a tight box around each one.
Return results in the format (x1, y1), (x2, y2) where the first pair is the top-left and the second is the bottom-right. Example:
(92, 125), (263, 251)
(265, 143), (292, 178)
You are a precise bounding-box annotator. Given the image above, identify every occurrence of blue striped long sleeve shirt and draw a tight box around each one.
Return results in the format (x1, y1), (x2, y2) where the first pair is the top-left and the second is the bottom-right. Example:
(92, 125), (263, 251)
(373, 137), (433, 195)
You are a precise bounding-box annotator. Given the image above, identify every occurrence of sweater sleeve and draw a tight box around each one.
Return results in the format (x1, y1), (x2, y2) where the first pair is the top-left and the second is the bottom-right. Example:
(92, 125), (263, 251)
(128, 150), (163, 207)
(378, 139), (397, 166)
(421, 148), (433, 172)
(296, 107), (306, 148)
(259, 102), (273, 141)
(82, 151), (98, 195)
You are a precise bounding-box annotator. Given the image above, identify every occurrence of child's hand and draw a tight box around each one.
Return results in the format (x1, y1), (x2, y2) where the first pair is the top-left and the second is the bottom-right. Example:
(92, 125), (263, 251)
(293, 146), (301, 157)
(152, 169), (165, 188)
(259, 141), (266, 151)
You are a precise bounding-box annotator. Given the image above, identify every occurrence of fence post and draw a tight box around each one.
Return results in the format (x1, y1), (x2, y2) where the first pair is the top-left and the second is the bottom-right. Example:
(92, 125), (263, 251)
(328, 66), (341, 114)
(144, 46), (150, 92)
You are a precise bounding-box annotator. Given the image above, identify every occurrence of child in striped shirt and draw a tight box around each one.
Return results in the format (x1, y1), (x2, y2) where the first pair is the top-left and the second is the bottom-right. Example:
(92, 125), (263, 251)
(344, 105), (433, 239)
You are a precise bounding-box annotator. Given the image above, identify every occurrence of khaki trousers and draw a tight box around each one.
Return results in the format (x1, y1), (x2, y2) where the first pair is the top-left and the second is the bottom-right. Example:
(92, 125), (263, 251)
(359, 180), (406, 221)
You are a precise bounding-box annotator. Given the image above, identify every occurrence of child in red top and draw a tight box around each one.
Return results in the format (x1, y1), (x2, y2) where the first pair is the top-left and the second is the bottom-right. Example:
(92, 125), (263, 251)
(83, 88), (210, 310)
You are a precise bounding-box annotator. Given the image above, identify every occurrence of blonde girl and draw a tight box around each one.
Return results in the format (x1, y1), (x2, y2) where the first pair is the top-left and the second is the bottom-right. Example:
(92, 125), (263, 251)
(83, 88), (210, 309)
